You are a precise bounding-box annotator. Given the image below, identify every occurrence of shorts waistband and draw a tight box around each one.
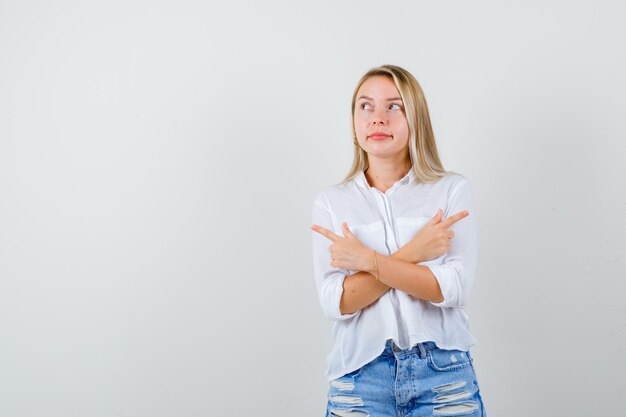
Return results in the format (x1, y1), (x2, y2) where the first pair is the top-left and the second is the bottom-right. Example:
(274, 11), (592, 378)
(381, 339), (438, 359)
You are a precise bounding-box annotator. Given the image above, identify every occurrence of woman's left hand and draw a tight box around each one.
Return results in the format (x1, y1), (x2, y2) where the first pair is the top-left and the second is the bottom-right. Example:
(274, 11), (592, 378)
(310, 222), (375, 272)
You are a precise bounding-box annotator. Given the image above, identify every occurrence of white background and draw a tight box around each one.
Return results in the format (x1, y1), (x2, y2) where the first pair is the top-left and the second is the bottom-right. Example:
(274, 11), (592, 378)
(1, 1), (625, 416)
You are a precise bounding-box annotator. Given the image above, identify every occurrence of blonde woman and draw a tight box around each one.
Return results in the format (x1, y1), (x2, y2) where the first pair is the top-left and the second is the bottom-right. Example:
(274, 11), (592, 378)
(311, 65), (487, 417)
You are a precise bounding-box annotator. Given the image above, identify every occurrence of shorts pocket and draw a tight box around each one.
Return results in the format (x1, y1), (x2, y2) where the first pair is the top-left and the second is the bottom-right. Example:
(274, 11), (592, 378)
(427, 346), (472, 372)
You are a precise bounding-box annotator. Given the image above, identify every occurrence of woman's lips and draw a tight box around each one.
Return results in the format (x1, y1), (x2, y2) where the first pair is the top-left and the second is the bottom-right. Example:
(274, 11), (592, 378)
(369, 134), (391, 140)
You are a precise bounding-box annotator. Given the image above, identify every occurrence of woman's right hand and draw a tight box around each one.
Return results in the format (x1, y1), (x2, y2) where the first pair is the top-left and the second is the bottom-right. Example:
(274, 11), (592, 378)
(398, 209), (469, 264)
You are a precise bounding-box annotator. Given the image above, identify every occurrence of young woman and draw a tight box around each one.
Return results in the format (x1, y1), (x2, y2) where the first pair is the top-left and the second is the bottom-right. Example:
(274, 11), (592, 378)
(311, 65), (487, 417)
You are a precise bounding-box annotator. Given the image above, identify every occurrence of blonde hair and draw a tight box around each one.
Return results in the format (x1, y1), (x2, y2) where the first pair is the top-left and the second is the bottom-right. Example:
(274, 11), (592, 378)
(342, 64), (457, 184)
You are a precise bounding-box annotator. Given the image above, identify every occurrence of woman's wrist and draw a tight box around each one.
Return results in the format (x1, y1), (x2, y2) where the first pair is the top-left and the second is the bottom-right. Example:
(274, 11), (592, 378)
(363, 249), (379, 276)
(393, 245), (423, 264)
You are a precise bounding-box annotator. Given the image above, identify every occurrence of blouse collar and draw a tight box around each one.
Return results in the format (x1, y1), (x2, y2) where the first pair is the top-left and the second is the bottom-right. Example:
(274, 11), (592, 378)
(355, 168), (415, 192)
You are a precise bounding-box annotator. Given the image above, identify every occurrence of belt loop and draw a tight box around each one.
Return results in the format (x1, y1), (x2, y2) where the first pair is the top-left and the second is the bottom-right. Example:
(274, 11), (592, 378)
(417, 342), (427, 359)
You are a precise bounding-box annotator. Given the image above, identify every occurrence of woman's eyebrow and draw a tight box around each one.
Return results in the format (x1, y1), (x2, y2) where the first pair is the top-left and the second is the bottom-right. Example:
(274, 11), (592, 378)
(357, 95), (402, 101)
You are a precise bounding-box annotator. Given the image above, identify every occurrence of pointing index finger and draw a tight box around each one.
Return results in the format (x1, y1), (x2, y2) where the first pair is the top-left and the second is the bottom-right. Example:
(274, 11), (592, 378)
(441, 210), (469, 228)
(310, 224), (341, 242)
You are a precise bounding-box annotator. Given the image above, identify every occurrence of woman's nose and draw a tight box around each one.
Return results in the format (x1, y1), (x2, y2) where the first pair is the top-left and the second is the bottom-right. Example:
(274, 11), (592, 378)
(372, 116), (386, 125)
(371, 109), (387, 125)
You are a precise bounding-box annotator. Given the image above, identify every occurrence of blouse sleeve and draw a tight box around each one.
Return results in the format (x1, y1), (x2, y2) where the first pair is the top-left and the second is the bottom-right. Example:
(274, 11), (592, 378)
(426, 178), (478, 309)
(311, 193), (359, 321)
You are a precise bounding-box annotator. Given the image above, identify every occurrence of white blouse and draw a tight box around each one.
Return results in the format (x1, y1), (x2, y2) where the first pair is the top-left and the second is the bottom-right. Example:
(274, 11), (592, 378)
(311, 169), (479, 381)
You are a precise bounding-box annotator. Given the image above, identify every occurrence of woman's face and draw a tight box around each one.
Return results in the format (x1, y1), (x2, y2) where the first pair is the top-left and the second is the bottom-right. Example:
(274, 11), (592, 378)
(353, 75), (410, 161)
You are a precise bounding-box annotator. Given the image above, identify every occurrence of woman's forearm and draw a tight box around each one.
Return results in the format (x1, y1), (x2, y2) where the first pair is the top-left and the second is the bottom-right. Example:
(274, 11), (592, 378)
(339, 271), (389, 315)
(339, 248), (426, 315)
(369, 254), (443, 303)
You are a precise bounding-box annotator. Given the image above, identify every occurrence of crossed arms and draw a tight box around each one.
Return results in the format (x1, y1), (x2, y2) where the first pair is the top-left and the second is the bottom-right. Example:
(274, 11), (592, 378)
(311, 209), (468, 316)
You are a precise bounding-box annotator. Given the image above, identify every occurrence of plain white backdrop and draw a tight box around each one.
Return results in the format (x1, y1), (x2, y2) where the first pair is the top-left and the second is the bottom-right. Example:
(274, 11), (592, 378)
(1, 1), (625, 416)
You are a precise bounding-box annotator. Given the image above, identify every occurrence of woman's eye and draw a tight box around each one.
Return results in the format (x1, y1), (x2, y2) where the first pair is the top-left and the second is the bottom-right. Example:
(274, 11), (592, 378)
(360, 103), (401, 110)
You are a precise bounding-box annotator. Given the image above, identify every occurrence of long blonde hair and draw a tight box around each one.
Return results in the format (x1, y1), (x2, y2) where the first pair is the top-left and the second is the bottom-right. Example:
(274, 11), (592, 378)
(342, 65), (456, 184)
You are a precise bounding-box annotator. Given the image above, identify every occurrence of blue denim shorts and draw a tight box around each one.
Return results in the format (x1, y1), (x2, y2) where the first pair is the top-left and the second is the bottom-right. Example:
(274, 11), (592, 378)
(325, 340), (486, 417)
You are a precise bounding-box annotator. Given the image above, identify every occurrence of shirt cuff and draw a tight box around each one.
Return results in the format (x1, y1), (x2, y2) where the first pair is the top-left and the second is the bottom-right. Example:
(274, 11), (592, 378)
(426, 264), (455, 308)
(328, 273), (359, 321)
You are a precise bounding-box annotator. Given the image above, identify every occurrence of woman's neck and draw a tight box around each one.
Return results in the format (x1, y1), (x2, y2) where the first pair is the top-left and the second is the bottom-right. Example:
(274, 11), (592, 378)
(364, 158), (412, 192)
